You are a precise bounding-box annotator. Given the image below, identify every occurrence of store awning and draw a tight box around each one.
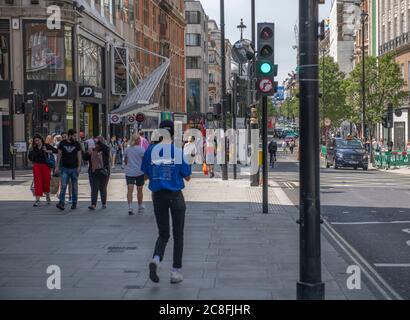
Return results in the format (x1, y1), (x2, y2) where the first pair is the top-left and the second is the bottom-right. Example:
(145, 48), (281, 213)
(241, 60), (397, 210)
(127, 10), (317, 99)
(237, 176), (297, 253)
(114, 58), (170, 117)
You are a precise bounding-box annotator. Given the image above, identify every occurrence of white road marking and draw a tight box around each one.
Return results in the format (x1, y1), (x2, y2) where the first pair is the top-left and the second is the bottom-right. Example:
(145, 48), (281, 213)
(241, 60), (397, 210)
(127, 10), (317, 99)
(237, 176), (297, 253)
(402, 228), (410, 234)
(332, 221), (410, 225)
(374, 263), (410, 268)
(407, 240), (410, 247)
(323, 219), (403, 300)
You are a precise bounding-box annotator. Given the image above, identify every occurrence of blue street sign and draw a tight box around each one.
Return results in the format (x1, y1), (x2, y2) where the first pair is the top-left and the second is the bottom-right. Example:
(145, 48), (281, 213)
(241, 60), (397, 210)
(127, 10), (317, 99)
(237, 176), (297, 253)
(276, 86), (285, 101)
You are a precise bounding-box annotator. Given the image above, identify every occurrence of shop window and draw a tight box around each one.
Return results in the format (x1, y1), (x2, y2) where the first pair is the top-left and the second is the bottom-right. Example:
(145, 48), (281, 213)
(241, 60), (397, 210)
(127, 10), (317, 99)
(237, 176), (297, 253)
(0, 34), (9, 80)
(78, 36), (103, 87)
(24, 22), (72, 81)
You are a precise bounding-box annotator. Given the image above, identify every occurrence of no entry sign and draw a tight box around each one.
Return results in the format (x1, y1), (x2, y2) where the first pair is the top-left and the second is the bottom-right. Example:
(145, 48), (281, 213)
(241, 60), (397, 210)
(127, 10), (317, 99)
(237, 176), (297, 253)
(136, 113), (145, 123)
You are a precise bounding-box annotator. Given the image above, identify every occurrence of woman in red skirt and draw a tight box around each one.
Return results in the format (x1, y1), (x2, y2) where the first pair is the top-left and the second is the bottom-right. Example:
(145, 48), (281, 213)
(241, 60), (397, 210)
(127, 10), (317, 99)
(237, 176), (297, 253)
(28, 134), (57, 207)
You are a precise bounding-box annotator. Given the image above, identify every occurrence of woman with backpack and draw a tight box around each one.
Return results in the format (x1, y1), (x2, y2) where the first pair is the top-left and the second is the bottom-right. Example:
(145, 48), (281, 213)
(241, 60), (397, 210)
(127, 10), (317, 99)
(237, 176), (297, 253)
(28, 133), (58, 207)
(83, 136), (111, 210)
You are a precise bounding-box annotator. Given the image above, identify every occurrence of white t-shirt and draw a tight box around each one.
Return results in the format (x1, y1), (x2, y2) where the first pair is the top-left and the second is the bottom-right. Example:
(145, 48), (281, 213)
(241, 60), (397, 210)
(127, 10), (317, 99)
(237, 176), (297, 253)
(124, 145), (146, 177)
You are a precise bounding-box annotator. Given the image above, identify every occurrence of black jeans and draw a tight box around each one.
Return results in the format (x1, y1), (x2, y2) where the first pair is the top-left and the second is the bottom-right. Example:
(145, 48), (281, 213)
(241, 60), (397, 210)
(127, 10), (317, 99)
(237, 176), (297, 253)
(91, 171), (110, 206)
(152, 190), (186, 269)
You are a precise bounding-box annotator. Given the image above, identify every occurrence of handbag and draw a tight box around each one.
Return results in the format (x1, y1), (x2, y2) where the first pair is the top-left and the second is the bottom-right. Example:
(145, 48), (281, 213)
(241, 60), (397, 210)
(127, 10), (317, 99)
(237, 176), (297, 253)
(50, 175), (59, 195)
(45, 153), (56, 169)
(96, 168), (110, 177)
(202, 163), (209, 175)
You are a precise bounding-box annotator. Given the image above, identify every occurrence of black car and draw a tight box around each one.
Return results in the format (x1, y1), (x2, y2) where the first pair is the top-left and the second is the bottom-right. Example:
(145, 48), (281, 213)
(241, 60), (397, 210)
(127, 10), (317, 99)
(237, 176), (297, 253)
(325, 137), (368, 170)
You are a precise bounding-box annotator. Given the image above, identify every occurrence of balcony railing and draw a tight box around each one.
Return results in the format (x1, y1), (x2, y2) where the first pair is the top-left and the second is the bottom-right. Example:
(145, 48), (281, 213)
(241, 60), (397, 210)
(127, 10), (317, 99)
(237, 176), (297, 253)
(379, 32), (410, 55)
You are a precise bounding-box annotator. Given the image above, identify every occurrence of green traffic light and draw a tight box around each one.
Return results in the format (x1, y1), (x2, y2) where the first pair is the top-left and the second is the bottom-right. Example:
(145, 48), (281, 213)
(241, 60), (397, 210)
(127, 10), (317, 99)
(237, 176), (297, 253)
(260, 62), (272, 74)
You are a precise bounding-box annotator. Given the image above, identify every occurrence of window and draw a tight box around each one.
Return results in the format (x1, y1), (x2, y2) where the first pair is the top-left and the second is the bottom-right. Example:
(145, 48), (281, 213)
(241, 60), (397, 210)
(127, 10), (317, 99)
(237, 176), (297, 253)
(186, 11), (201, 24)
(143, 0), (149, 27)
(209, 52), (215, 64)
(78, 36), (103, 87)
(186, 33), (201, 46)
(0, 34), (9, 80)
(401, 13), (405, 34)
(186, 56), (200, 69)
(187, 79), (201, 112)
(209, 73), (215, 84)
(24, 22), (72, 81)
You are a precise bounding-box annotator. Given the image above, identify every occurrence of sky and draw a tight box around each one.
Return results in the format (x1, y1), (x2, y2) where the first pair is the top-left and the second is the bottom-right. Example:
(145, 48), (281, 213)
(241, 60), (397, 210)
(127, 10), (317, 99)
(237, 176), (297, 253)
(201, 0), (333, 83)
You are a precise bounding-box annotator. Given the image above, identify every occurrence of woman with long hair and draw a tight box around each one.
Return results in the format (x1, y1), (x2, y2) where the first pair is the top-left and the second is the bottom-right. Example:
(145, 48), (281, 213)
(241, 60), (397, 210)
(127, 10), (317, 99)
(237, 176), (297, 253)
(83, 136), (111, 210)
(28, 133), (57, 207)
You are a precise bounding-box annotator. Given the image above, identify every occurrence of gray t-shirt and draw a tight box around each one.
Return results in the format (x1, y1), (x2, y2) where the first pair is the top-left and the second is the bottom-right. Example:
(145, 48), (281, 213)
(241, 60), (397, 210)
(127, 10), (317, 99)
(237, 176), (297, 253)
(124, 145), (145, 177)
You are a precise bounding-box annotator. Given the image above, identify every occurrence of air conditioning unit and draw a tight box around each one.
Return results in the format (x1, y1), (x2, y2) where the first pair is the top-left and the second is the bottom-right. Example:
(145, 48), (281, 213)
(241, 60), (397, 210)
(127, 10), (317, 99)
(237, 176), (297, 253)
(5, 0), (14, 5)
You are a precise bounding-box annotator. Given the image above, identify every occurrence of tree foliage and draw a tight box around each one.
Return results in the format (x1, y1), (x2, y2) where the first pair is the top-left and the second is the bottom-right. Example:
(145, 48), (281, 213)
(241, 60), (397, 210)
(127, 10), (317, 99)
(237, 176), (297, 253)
(319, 56), (348, 127)
(345, 53), (407, 130)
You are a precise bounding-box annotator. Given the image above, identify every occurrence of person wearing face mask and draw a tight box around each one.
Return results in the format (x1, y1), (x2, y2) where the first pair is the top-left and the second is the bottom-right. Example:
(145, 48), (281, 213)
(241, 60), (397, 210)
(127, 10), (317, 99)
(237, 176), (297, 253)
(83, 136), (111, 210)
(28, 134), (58, 207)
(55, 129), (82, 210)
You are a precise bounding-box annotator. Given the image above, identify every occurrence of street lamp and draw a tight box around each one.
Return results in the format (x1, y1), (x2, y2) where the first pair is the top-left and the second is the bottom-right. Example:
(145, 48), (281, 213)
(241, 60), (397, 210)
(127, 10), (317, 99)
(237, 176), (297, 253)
(361, 11), (368, 141)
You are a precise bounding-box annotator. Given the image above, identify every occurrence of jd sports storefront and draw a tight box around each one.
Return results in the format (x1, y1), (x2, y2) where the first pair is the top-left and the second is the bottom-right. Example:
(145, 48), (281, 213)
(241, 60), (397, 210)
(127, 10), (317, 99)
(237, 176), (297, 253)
(79, 86), (106, 139)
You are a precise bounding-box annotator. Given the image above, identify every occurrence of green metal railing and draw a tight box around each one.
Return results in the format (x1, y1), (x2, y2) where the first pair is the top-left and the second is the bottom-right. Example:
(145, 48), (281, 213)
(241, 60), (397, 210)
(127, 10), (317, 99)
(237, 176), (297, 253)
(374, 150), (410, 169)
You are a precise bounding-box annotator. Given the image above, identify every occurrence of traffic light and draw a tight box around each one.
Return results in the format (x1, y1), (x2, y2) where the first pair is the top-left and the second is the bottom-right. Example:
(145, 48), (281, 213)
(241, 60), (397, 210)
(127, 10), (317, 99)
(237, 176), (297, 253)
(256, 23), (278, 96)
(43, 102), (50, 121)
(387, 103), (393, 128)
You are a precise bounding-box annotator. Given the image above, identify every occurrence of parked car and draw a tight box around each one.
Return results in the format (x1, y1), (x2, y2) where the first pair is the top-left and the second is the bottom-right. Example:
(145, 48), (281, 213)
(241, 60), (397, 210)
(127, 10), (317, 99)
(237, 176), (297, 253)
(325, 136), (368, 170)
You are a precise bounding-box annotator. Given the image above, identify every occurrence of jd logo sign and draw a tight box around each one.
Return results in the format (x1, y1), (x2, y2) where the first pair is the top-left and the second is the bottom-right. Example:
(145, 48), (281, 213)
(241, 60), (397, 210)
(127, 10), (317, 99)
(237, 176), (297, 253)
(80, 86), (93, 97)
(51, 83), (68, 97)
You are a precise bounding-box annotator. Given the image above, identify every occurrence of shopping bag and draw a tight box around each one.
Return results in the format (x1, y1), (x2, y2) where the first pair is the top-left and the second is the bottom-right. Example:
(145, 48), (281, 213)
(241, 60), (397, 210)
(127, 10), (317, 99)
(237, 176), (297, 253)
(30, 180), (35, 196)
(50, 175), (60, 195)
(202, 163), (209, 175)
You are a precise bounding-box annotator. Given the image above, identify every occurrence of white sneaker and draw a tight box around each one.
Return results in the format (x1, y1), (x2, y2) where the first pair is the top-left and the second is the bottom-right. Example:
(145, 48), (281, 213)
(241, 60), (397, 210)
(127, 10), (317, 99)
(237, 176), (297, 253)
(170, 270), (184, 284)
(149, 259), (160, 283)
(138, 204), (145, 213)
(128, 208), (134, 215)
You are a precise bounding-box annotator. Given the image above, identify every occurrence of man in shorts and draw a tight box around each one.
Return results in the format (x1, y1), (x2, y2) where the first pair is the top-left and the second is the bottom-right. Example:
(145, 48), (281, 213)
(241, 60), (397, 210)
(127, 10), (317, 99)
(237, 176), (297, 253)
(124, 134), (146, 215)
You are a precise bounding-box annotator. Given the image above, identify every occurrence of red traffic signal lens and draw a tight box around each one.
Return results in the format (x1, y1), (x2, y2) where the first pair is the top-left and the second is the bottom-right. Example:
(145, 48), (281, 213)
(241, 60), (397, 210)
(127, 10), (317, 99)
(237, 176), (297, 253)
(43, 105), (49, 113)
(260, 27), (273, 40)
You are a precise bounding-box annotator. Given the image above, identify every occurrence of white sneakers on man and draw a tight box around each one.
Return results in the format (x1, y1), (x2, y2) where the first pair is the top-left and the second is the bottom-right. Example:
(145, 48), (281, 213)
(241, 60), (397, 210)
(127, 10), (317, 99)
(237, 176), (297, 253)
(170, 270), (184, 284)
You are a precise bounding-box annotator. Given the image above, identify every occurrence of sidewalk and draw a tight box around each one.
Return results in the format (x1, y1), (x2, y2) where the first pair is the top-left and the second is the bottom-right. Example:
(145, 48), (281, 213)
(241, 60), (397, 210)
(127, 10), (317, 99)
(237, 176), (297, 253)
(0, 170), (375, 300)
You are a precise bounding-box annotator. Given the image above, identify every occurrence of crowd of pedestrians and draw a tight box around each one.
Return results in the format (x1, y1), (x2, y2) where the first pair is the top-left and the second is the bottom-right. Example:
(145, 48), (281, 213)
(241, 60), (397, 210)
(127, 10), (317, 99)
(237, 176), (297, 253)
(27, 121), (198, 284)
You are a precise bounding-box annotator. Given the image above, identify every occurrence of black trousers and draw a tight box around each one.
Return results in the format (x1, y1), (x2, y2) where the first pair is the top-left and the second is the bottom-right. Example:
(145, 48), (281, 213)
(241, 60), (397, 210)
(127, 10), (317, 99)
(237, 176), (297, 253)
(152, 190), (186, 269)
(91, 171), (109, 206)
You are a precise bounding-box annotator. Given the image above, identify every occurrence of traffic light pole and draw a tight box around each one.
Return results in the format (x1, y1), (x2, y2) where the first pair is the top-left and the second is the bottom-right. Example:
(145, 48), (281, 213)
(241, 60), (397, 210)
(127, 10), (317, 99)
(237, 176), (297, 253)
(9, 81), (15, 180)
(262, 96), (268, 213)
(297, 0), (325, 300)
(220, 0), (228, 180)
(233, 76), (237, 180)
(250, 0), (259, 187)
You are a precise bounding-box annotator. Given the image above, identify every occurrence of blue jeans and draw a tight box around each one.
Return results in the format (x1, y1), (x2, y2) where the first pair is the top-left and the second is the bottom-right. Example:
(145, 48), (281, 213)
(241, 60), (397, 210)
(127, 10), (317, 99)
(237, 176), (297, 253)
(59, 167), (79, 205)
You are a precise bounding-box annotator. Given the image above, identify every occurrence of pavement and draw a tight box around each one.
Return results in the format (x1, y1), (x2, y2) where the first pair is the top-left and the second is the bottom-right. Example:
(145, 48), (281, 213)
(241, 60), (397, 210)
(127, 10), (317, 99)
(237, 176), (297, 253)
(0, 160), (377, 300)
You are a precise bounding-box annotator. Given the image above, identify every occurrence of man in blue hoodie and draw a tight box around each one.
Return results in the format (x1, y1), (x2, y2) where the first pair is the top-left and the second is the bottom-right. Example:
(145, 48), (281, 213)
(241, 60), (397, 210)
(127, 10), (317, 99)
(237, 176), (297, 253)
(141, 120), (192, 284)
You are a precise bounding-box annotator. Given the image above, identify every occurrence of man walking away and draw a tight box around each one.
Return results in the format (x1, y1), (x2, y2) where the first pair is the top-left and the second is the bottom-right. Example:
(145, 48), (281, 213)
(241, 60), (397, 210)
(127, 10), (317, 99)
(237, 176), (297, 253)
(55, 129), (82, 210)
(124, 134), (146, 215)
(268, 139), (277, 168)
(142, 120), (192, 284)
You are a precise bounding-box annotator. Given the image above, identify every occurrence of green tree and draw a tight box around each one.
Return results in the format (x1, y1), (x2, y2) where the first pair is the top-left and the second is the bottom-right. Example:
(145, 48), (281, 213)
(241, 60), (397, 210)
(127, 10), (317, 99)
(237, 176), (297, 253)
(319, 56), (349, 128)
(280, 92), (299, 120)
(345, 53), (407, 137)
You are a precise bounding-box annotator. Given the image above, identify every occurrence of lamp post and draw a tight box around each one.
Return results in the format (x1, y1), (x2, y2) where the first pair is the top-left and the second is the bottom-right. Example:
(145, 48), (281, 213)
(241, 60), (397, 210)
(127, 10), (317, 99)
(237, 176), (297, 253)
(220, 0), (228, 180)
(361, 11), (368, 141)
